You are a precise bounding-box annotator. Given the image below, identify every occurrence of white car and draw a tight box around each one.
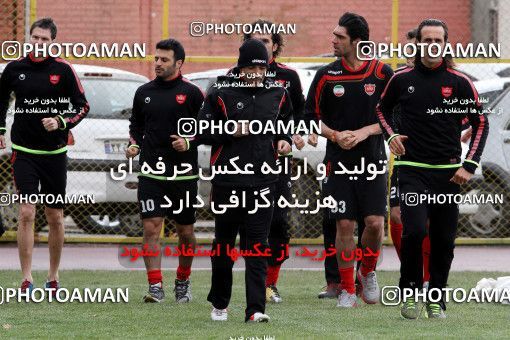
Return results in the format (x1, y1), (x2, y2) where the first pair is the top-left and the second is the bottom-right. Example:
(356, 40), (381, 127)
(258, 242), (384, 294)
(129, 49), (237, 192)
(0, 63), (148, 233)
(456, 63), (510, 81)
(460, 83), (510, 237)
(302, 55), (510, 82)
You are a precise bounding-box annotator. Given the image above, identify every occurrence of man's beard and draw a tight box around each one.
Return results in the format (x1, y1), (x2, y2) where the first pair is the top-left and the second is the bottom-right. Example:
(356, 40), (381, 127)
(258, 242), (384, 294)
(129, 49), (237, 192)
(156, 65), (177, 79)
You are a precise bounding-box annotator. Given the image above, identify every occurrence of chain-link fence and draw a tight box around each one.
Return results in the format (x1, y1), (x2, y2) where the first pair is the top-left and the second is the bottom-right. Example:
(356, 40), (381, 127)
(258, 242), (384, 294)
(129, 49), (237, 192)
(1, 0), (510, 242)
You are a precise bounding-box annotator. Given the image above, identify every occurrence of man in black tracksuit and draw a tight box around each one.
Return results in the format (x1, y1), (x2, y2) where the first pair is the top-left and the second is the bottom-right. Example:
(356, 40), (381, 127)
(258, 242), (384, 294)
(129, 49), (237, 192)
(376, 19), (488, 318)
(199, 39), (292, 323)
(127, 39), (204, 304)
(0, 18), (88, 292)
(243, 19), (306, 303)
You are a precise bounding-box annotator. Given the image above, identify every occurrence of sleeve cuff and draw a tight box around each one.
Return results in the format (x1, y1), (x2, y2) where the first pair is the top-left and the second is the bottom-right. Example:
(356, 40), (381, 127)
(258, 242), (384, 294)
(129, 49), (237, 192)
(462, 160), (479, 174)
(387, 133), (400, 144)
(129, 144), (140, 149)
(0, 127), (6, 135)
(56, 116), (67, 130)
(184, 137), (191, 151)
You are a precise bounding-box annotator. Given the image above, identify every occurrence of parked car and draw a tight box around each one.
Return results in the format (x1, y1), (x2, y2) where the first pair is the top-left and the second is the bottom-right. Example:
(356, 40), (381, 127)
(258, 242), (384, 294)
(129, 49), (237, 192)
(459, 83), (510, 237)
(456, 63), (510, 81)
(303, 54), (510, 82)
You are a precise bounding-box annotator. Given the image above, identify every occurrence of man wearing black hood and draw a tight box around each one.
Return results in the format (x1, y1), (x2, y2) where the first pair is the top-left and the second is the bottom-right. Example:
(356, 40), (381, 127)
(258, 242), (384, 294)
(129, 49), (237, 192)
(199, 39), (293, 323)
(243, 19), (306, 304)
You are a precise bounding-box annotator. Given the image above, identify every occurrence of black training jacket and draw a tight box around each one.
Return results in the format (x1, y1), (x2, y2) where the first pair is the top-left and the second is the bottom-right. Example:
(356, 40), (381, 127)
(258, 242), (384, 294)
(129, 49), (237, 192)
(376, 59), (488, 173)
(305, 58), (393, 165)
(0, 55), (89, 153)
(197, 75), (293, 187)
(128, 73), (204, 179)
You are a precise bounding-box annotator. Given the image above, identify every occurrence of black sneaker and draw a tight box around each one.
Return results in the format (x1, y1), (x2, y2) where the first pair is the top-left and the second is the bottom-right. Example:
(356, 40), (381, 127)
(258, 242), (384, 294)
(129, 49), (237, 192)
(143, 282), (165, 303)
(174, 279), (192, 303)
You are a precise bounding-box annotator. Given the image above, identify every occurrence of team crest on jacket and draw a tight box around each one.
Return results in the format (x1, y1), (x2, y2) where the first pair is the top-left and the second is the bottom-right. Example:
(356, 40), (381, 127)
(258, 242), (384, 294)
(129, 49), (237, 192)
(333, 84), (345, 97)
(176, 94), (187, 104)
(49, 74), (60, 85)
(364, 84), (376, 96)
(441, 86), (453, 98)
(275, 79), (286, 87)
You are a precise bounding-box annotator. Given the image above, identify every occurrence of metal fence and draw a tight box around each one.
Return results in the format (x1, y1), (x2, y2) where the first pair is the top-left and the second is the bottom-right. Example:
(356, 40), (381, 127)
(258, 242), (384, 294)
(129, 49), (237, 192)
(1, 0), (510, 243)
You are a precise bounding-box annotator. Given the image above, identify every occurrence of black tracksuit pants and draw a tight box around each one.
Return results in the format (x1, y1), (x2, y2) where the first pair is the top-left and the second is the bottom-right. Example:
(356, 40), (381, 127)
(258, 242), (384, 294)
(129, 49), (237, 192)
(398, 166), (460, 309)
(207, 184), (275, 321)
(267, 157), (292, 266)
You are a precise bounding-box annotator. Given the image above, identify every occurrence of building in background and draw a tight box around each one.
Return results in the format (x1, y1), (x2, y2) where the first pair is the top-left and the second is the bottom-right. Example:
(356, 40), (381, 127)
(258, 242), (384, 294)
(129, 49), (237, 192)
(0, 0), (485, 77)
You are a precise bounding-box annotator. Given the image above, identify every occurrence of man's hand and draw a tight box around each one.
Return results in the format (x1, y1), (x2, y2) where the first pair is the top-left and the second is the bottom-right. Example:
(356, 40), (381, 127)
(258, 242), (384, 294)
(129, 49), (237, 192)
(389, 135), (408, 156)
(348, 128), (370, 148)
(0, 135), (5, 149)
(336, 130), (356, 150)
(450, 167), (473, 185)
(42, 117), (59, 132)
(292, 134), (305, 150)
(233, 121), (249, 137)
(277, 140), (291, 155)
(171, 135), (188, 152)
(125, 146), (139, 159)
(307, 133), (318, 147)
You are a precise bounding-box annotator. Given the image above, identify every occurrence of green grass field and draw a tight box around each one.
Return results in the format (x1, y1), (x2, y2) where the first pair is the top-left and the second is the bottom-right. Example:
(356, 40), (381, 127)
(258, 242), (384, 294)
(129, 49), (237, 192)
(0, 270), (508, 339)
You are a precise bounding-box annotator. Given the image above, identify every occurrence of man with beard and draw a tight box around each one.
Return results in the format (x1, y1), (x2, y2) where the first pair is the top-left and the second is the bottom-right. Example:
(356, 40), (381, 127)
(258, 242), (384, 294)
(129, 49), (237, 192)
(377, 19), (488, 318)
(127, 39), (204, 304)
(305, 12), (393, 307)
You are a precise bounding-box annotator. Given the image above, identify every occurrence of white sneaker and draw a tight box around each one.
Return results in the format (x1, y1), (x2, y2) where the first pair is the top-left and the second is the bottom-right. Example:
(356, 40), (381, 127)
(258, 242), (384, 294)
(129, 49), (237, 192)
(247, 312), (270, 323)
(211, 307), (228, 321)
(336, 289), (358, 308)
(357, 270), (380, 304)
